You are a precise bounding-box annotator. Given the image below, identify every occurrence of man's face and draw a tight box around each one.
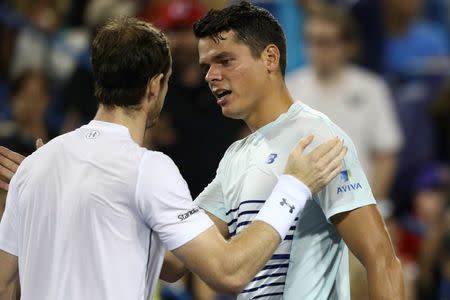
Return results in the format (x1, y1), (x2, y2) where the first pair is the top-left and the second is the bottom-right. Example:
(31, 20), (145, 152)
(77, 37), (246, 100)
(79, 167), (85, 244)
(305, 19), (348, 76)
(198, 31), (269, 120)
(146, 68), (172, 129)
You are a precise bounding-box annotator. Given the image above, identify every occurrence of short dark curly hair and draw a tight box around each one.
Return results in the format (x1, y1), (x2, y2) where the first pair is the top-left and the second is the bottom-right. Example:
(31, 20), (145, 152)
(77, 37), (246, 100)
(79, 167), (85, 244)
(92, 17), (171, 108)
(193, 1), (287, 77)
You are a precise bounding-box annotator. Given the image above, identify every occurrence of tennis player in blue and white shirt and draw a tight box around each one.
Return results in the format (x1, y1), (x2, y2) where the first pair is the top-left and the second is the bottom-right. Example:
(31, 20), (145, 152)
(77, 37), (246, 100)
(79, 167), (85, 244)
(193, 2), (404, 299)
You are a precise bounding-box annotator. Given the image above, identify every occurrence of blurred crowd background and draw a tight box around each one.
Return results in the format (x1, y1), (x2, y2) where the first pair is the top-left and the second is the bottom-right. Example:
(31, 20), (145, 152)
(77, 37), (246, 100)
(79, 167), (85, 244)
(0, 0), (449, 299)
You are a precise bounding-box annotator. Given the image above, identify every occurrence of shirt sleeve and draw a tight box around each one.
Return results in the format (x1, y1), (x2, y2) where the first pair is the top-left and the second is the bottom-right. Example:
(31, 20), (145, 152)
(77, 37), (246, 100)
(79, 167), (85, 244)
(369, 79), (404, 153)
(306, 121), (377, 221)
(193, 152), (229, 223)
(135, 151), (213, 251)
(0, 175), (19, 256)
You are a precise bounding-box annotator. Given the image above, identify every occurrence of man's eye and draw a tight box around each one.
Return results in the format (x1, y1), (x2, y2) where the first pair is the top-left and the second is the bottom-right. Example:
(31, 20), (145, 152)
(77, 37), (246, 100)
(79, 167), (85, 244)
(221, 59), (231, 66)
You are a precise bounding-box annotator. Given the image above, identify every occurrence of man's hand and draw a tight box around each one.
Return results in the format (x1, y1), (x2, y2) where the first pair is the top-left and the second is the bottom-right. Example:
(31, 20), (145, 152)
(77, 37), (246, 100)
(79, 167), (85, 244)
(0, 139), (43, 191)
(0, 148), (25, 192)
(285, 135), (347, 193)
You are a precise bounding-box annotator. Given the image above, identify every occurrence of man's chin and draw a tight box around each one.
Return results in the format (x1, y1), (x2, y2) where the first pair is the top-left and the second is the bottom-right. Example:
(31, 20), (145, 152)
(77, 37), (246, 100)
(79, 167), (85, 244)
(221, 107), (243, 120)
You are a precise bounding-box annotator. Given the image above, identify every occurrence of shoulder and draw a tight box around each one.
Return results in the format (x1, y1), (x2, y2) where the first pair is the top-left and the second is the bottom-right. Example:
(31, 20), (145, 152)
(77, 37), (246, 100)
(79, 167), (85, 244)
(138, 151), (180, 178)
(292, 103), (359, 154)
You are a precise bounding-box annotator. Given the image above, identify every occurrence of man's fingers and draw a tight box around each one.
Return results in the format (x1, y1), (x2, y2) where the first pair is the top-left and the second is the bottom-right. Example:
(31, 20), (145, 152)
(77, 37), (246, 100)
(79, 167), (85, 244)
(308, 137), (339, 161)
(328, 146), (348, 169)
(0, 164), (14, 181)
(36, 138), (44, 149)
(323, 146), (348, 178)
(0, 154), (20, 174)
(0, 180), (9, 192)
(292, 135), (314, 155)
(324, 162), (344, 184)
(316, 139), (344, 167)
(0, 146), (25, 165)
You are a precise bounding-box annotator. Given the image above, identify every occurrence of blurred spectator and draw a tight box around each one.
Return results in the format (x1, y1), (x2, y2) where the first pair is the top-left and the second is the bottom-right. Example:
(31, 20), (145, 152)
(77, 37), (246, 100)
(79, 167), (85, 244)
(286, 5), (403, 201)
(383, 0), (450, 211)
(7, 0), (88, 82)
(399, 164), (449, 262)
(0, 69), (50, 156)
(314, 0), (386, 73)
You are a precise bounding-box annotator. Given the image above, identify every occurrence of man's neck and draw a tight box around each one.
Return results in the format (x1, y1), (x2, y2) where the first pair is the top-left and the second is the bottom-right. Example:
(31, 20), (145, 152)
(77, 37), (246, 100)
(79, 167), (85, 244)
(93, 105), (147, 145)
(245, 81), (294, 132)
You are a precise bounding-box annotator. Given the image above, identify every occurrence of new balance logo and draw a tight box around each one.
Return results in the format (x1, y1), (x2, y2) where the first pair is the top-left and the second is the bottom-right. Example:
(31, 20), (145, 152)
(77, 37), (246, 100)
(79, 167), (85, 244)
(280, 198), (295, 214)
(266, 153), (278, 164)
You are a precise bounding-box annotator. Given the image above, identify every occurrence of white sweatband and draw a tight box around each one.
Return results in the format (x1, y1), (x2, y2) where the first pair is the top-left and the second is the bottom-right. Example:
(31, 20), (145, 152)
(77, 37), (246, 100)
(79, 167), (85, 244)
(254, 175), (312, 240)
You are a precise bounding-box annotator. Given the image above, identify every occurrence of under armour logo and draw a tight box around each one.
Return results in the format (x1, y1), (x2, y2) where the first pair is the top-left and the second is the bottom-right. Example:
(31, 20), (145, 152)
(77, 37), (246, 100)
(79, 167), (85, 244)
(85, 129), (100, 139)
(280, 198), (295, 213)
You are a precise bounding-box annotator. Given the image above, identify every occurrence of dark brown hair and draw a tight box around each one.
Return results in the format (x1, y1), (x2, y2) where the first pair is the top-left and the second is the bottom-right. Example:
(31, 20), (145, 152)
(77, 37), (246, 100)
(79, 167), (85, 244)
(193, 1), (287, 77)
(92, 17), (171, 108)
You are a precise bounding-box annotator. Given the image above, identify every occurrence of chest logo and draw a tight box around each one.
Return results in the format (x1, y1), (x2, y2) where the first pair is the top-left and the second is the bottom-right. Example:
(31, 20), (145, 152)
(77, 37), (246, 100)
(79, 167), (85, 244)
(280, 198), (295, 214)
(266, 153), (278, 164)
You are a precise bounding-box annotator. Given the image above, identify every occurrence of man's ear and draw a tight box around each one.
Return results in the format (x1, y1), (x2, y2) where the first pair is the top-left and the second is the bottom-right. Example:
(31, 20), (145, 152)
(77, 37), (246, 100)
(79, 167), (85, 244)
(262, 44), (281, 74)
(147, 73), (164, 99)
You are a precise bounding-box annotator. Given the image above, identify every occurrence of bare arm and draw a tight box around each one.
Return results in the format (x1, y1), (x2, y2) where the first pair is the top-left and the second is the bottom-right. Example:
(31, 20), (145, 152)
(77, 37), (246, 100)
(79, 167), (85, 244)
(332, 205), (405, 300)
(159, 211), (230, 284)
(159, 251), (188, 283)
(0, 250), (18, 300)
(371, 152), (397, 199)
(173, 220), (280, 294)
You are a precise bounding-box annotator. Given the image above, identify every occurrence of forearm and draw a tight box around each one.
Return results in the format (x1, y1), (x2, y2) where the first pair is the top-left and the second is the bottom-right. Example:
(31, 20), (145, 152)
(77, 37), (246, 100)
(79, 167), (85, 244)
(0, 279), (17, 300)
(371, 153), (397, 199)
(366, 256), (405, 300)
(160, 251), (189, 283)
(220, 221), (281, 287)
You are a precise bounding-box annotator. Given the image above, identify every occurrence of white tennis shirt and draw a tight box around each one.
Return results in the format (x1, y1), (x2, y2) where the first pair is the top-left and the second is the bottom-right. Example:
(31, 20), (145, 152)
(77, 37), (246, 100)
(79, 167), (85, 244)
(0, 120), (213, 300)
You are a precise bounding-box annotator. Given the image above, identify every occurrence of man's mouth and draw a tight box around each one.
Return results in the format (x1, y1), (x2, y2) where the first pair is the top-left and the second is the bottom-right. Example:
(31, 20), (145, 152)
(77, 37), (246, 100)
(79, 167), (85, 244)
(213, 89), (232, 100)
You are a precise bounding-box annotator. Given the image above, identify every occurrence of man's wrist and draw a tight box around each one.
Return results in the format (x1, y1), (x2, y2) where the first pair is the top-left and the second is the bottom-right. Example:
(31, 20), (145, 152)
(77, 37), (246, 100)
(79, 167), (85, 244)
(254, 175), (312, 239)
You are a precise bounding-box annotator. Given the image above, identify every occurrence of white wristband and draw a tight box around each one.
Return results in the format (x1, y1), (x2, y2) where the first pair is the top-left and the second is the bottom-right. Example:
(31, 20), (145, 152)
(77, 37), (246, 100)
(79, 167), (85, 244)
(254, 175), (312, 240)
